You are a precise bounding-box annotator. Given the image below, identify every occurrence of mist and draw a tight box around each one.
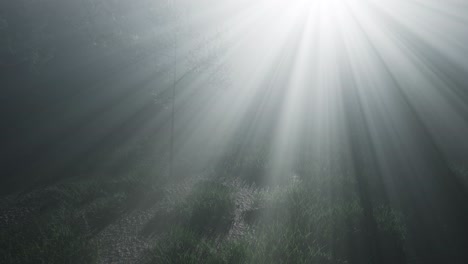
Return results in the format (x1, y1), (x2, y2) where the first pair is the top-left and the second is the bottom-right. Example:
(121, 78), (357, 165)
(1, 0), (468, 263)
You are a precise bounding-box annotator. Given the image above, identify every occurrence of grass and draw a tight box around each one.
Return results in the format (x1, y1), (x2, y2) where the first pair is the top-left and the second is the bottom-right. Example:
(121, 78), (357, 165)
(0, 207), (99, 264)
(142, 180), (236, 237)
(0, 174), (160, 264)
(184, 181), (236, 236)
(146, 227), (248, 264)
(1, 165), (408, 264)
(145, 173), (407, 264)
(237, 182), (406, 264)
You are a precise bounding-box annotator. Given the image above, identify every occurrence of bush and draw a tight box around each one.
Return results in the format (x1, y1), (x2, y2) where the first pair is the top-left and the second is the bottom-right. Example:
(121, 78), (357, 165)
(184, 181), (236, 236)
(85, 192), (129, 232)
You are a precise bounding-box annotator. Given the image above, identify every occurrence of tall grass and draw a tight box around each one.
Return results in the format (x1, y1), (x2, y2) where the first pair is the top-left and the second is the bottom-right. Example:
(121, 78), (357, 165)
(146, 174), (407, 264)
(0, 174), (160, 264)
(1, 165), (408, 264)
(0, 207), (99, 264)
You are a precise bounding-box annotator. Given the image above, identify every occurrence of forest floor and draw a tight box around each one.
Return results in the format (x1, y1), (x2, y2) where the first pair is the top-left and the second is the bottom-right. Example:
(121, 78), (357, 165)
(1, 168), (410, 264)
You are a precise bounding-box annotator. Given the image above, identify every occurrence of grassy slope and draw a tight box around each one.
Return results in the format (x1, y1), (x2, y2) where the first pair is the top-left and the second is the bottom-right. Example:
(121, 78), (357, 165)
(0, 166), (409, 264)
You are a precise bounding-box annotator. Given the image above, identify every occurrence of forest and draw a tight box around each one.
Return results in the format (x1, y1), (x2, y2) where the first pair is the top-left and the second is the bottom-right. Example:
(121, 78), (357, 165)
(1, 0), (468, 263)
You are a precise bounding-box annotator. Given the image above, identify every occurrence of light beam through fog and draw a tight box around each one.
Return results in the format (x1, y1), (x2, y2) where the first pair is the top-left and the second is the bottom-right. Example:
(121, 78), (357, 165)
(2, 0), (468, 263)
(169, 0), (468, 182)
(157, 1), (468, 260)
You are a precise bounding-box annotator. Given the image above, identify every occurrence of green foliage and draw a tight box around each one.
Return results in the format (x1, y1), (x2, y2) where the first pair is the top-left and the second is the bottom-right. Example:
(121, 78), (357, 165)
(35, 181), (104, 210)
(0, 208), (98, 264)
(183, 181), (236, 236)
(84, 192), (128, 232)
(375, 205), (407, 240)
(242, 176), (406, 263)
(241, 184), (359, 264)
(144, 180), (235, 237)
(215, 149), (270, 186)
(1, 169), (407, 264)
(0, 174), (162, 263)
(240, 181), (407, 264)
(145, 175), (407, 264)
(147, 227), (248, 264)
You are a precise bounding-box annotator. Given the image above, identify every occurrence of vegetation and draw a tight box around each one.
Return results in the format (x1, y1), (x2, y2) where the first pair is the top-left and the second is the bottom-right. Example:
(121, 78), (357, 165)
(144, 173), (407, 264)
(0, 206), (98, 264)
(0, 175), (157, 264)
(0, 167), (409, 264)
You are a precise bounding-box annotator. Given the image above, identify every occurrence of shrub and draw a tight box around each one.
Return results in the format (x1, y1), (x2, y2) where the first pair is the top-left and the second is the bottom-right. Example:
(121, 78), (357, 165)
(184, 181), (236, 236)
